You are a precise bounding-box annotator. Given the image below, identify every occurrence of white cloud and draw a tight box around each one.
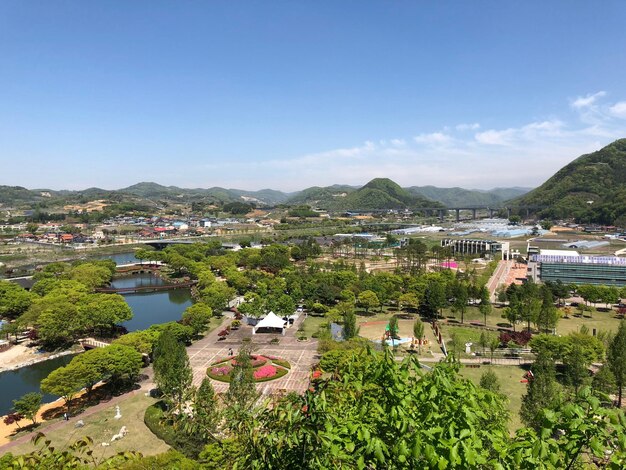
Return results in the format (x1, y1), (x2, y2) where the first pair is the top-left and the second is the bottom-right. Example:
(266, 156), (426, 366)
(609, 101), (626, 118)
(474, 128), (515, 145)
(414, 132), (451, 144)
(456, 122), (480, 131)
(571, 91), (606, 109)
(187, 93), (626, 191)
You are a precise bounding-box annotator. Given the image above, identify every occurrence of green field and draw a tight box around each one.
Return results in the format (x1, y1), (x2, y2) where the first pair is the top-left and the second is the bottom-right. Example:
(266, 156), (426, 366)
(459, 365), (528, 432)
(6, 393), (169, 460)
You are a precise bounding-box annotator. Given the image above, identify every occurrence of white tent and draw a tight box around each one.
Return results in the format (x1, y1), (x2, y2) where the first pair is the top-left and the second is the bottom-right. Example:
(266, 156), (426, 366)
(252, 311), (286, 335)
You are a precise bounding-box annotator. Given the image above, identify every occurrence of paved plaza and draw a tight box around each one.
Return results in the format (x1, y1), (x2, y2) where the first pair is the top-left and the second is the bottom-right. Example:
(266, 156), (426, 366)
(187, 314), (319, 395)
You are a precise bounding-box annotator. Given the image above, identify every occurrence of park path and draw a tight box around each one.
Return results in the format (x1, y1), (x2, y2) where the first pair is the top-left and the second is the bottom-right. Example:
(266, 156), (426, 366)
(486, 259), (513, 301)
(0, 377), (152, 452)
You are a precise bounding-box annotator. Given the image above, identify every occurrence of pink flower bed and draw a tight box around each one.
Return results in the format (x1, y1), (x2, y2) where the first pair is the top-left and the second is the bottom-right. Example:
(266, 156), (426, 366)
(230, 355), (267, 368)
(211, 365), (232, 376)
(253, 364), (277, 380)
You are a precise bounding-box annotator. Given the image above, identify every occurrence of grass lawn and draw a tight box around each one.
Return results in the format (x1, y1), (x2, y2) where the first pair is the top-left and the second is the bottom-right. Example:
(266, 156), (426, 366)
(299, 315), (327, 338)
(7, 393), (169, 460)
(459, 365), (528, 432)
(441, 324), (486, 345)
(440, 305), (513, 329)
(556, 310), (622, 336)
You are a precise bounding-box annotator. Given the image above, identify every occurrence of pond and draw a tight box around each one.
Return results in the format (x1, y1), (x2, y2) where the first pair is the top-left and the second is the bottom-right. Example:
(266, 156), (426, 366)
(0, 272), (193, 416)
(93, 251), (140, 266)
(110, 272), (193, 332)
(0, 354), (76, 416)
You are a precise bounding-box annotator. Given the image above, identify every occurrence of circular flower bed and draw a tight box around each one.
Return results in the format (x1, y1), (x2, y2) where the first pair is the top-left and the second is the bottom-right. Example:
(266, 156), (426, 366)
(207, 354), (290, 383)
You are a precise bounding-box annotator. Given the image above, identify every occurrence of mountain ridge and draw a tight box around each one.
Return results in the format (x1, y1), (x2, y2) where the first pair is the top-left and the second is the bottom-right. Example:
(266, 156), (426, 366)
(512, 138), (626, 225)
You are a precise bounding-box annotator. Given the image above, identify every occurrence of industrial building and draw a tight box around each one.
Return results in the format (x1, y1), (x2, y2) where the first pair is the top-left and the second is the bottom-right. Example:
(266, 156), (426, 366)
(527, 252), (626, 286)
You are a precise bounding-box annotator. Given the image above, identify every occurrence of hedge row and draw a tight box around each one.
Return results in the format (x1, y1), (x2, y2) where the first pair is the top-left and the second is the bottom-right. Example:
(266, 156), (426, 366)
(144, 401), (205, 458)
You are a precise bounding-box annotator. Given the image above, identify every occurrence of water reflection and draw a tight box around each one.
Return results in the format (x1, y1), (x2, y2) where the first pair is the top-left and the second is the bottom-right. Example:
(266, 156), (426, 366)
(0, 355), (76, 416)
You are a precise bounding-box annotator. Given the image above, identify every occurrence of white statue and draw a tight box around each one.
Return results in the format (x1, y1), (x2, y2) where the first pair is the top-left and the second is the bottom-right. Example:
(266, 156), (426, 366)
(114, 405), (122, 419)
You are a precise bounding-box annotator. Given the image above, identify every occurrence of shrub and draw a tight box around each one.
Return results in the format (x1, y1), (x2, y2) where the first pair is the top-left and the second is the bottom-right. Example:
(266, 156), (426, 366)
(500, 330), (532, 346)
(210, 365), (232, 377)
(144, 402), (205, 458)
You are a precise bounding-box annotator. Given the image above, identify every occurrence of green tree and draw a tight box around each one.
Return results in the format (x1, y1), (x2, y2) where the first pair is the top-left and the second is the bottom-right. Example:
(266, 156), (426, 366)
(488, 334), (500, 363)
(112, 329), (160, 355)
(40, 365), (84, 412)
(387, 316), (399, 342)
(226, 344), (257, 411)
(200, 282), (235, 314)
(68, 263), (112, 290)
(562, 343), (590, 394)
(607, 320), (626, 407)
(357, 290), (380, 314)
(479, 369), (501, 394)
(1, 321), (20, 343)
(398, 292), (419, 312)
(272, 294), (296, 317)
(448, 332), (465, 361)
(0, 281), (32, 319)
(478, 286), (492, 326)
(451, 281), (469, 324)
(423, 278), (446, 317)
(12, 392), (42, 425)
(536, 286), (559, 332)
(234, 350), (512, 469)
(342, 308), (359, 340)
(592, 365), (616, 396)
(413, 318), (424, 354)
(520, 352), (562, 431)
(192, 377), (221, 441)
(181, 302), (213, 336)
(80, 294), (133, 336)
(153, 327), (193, 414)
(37, 301), (83, 347)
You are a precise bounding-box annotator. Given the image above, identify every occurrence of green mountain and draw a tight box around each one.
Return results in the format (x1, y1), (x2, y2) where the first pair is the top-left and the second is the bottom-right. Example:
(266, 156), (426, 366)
(407, 185), (531, 207)
(286, 185), (357, 207)
(228, 188), (292, 205)
(330, 178), (441, 210)
(512, 138), (626, 225)
(118, 183), (288, 205)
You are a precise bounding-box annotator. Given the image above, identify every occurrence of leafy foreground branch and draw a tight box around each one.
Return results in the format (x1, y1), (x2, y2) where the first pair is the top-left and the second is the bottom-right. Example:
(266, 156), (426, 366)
(3, 349), (626, 469)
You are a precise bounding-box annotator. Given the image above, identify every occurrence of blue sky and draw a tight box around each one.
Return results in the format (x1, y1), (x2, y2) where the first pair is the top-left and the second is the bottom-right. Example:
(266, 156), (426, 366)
(1, 1), (626, 191)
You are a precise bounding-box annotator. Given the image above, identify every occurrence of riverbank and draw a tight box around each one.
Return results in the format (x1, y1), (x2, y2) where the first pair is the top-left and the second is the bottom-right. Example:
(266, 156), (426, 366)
(0, 344), (81, 373)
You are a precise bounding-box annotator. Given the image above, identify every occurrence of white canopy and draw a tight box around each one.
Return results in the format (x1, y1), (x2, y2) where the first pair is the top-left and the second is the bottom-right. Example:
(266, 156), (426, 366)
(252, 311), (286, 335)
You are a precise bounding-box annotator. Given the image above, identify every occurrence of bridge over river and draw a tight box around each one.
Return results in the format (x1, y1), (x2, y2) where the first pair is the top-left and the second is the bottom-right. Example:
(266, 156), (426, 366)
(95, 279), (197, 294)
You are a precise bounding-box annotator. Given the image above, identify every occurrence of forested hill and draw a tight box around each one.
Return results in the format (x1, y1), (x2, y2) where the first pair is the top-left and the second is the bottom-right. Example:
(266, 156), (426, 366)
(406, 186), (531, 207)
(2, 179), (533, 212)
(511, 138), (626, 225)
(335, 178), (441, 210)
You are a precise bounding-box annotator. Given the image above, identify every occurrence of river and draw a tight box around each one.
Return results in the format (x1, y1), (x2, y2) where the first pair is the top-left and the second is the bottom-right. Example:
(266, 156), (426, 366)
(0, 255), (193, 415)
